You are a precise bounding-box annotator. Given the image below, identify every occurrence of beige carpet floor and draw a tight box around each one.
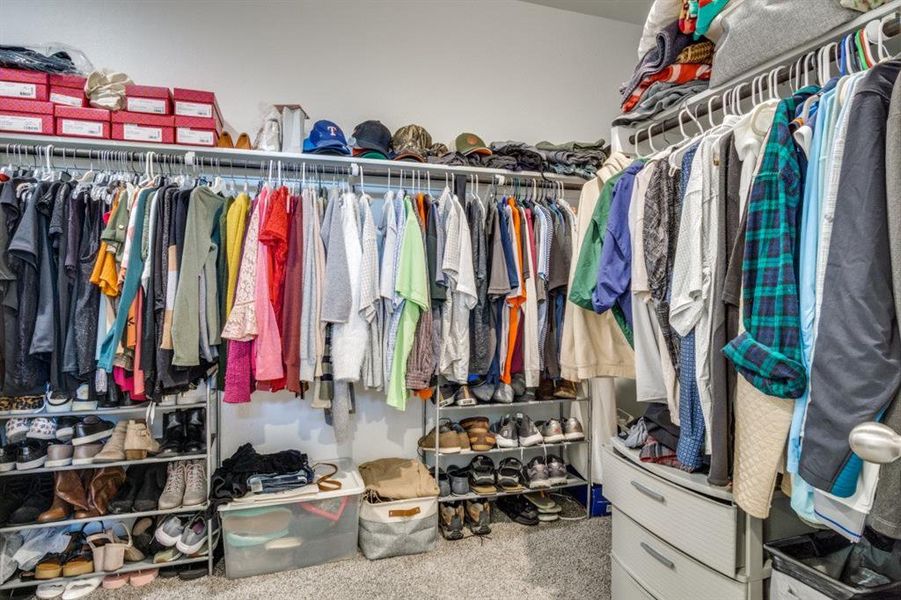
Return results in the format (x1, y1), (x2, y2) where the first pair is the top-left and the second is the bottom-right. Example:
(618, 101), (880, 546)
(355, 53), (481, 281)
(95, 516), (612, 600)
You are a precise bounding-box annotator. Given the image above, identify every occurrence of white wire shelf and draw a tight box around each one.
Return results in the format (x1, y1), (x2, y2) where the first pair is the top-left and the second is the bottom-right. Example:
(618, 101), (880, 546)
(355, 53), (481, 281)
(0, 503), (210, 534)
(0, 401), (206, 420)
(0, 452), (207, 477)
(439, 475), (588, 502)
(0, 555), (209, 590)
(423, 439), (588, 457)
(435, 397), (588, 411)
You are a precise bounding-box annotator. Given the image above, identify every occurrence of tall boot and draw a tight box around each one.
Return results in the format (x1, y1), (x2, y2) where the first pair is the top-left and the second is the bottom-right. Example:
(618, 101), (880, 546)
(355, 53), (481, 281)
(158, 411), (186, 456)
(184, 409), (206, 454)
(37, 471), (84, 523)
(73, 470), (98, 519)
(87, 467), (126, 517)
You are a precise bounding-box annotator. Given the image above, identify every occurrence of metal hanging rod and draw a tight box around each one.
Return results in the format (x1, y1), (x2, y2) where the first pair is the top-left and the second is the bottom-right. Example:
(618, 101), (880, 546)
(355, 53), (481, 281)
(622, 2), (900, 147)
(0, 134), (588, 190)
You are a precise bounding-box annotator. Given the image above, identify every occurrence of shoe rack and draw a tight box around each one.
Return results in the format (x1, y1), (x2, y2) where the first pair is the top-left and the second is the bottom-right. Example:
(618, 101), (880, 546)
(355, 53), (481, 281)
(421, 386), (593, 517)
(0, 377), (220, 592)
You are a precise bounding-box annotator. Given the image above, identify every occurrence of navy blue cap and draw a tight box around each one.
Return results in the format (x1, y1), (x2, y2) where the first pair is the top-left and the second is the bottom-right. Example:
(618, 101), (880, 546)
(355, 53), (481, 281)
(303, 120), (350, 155)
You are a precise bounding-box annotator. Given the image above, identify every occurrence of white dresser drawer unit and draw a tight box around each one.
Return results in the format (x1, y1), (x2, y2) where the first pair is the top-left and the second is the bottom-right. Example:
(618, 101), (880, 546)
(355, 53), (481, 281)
(612, 555), (657, 600)
(612, 509), (747, 600)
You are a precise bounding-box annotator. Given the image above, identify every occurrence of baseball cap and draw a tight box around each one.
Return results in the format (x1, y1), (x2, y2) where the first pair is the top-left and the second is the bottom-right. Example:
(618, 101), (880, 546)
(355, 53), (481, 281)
(455, 132), (492, 156)
(349, 120), (392, 159)
(303, 120), (350, 155)
(391, 124), (432, 162)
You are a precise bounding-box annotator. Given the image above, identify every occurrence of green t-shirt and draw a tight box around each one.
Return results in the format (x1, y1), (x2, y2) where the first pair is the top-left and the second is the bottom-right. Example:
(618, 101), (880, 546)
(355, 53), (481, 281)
(387, 197), (430, 410)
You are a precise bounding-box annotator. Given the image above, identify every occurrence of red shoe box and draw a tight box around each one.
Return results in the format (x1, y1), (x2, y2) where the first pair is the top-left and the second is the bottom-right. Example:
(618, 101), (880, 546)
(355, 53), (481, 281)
(111, 111), (174, 144)
(48, 73), (86, 88)
(174, 116), (219, 146)
(124, 84), (172, 115)
(172, 87), (222, 127)
(0, 97), (54, 134)
(55, 105), (110, 139)
(0, 68), (49, 101)
(49, 86), (87, 107)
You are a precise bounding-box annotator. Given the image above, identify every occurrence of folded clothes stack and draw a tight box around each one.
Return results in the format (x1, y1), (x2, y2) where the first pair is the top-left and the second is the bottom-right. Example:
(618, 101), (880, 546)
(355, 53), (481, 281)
(210, 443), (312, 505)
(615, 18), (714, 125)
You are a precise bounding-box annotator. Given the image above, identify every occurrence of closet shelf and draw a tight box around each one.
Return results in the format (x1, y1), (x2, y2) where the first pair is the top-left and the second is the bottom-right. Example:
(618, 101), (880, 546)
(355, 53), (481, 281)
(439, 475), (588, 502)
(434, 398), (588, 411)
(0, 555), (209, 590)
(425, 440), (589, 457)
(0, 503), (210, 534)
(609, 436), (733, 502)
(0, 452), (207, 478)
(0, 133), (589, 189)
(0, 401), (207, 420)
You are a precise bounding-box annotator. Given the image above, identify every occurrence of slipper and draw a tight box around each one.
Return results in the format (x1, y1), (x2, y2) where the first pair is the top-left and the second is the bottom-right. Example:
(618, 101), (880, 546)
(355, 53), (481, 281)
(61, 577), (103, 600)
(129, 569), (158, 587)
(101, 574), (129, 590)
(524, 492), (562, 513)
(538, 512), (560, 522)
(35, 582), (66, 599)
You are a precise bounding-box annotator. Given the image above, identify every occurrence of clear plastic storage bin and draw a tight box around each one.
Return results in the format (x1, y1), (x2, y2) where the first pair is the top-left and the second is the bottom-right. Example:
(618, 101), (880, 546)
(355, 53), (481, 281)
(218, 458), (364, 579)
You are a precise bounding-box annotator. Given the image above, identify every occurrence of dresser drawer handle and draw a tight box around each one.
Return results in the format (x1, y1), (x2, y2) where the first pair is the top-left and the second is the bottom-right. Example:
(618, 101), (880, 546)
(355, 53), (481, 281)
(631, 481), (665, 503)
(641, 542), (675, 570)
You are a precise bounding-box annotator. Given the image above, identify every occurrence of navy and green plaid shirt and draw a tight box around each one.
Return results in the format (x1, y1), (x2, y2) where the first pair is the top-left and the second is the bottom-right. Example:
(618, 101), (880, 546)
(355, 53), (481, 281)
(723, 86), (819, 399)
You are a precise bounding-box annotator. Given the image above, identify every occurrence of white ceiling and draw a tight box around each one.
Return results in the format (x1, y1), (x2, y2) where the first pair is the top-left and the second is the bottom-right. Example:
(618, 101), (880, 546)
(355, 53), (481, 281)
(518, 0), (654, 25)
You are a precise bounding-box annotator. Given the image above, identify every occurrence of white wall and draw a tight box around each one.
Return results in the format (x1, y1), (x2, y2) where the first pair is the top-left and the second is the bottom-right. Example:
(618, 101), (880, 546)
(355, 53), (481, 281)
(1, 0), (641, 462)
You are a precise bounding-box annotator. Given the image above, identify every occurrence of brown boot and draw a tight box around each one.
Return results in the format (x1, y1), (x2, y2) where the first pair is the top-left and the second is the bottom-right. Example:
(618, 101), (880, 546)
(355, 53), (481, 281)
(86, 467), (126, 517)
(46, 469), (91, 522)
(73, 470), (100, 519)
(37, 472), (75, 523)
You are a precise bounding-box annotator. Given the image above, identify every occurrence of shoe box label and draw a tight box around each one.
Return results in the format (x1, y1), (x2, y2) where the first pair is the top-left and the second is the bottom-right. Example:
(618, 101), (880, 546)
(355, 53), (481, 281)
(127, 97), (167, 114)
(174, 101), (212, 118)
(0, 81), (37, 99)
(124, 123), (163, 142)
(177, 127), (214, 146)
(0, 114), (42, 133)
(61, 119), (104, 138)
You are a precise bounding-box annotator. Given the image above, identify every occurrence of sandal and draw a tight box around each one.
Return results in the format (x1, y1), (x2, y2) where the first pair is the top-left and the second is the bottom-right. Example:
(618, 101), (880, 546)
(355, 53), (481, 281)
(86, 531), (112, 573)
(497, 457), (526, 492)
(467, 455), (496, 494)
(62, 535), (95, 577)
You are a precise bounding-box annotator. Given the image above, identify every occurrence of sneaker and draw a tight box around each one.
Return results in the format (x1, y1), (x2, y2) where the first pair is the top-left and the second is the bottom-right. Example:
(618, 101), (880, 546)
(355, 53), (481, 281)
(16, 440), (48, 470)
(516, 413), (543, 447)
(465, 500), (491, 535)
(11, 395), (44, 415)
(497, 457), (525, 492)
(467, 455), (496, 494)
(154, 515), (185, 547)
(6, 418), (30, 443)
(158, 462), (186, 510)
(45, 443), (74, 467)
(182, 461), (207, 507)
(55, 417), (77, 442)
(417, 423), (461, 453)
(469, 379), (495, 403)
(526, 456), (551, 489)
(175, 514), (207, 555)
(178, 381), (207, 406)
(0, 397), (11, 415)
(45, 392), (72, 414)
(563, 417), (586, 441)
(94, 421), (128, 462)
(496, 495), (539, 526)
(540, 418), (565, 443)
(440, 502), (464, 540)
(72, 416), (115, 445)
(435, 383), (457, 408)
(448, 466), (470, 496)
(492, 383), (514, 404)
(71, 385), (96, 411)
(493, 415), (518, 448)
(546, 454), (568, 486)
(71, 443), (103, 465)
(27, 418), (57, 441)
(453, 385), (477, 407)
(0, 444), (18, 472)
(431, 467), (450, 497)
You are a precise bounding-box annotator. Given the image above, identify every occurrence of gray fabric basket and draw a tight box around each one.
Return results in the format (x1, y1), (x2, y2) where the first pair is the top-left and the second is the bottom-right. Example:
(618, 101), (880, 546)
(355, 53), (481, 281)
(358, 496), (437, 560)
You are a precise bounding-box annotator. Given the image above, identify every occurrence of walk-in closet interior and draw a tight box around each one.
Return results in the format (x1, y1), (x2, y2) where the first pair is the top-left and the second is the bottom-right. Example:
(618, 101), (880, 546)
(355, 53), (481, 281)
(0, 1), (899, 599)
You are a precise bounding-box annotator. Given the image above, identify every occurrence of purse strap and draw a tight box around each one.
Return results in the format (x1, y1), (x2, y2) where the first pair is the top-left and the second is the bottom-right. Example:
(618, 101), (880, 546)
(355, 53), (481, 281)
(313, 462), (342, 492)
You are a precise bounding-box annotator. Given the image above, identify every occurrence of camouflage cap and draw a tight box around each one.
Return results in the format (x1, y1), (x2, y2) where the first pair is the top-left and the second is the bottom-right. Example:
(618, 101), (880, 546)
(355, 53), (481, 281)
(391, 124), (432, 162)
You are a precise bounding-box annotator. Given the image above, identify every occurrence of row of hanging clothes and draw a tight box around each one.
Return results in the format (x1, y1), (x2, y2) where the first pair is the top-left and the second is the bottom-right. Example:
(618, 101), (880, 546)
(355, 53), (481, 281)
(599, 20), (901, 543)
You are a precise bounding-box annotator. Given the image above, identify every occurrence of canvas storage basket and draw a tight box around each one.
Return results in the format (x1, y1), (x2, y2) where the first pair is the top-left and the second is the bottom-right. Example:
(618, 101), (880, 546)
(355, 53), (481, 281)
(358, 496), (437, 560)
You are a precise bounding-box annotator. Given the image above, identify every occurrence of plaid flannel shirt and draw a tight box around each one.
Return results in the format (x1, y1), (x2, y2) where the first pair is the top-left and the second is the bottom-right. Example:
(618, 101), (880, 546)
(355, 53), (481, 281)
(723, 86), (820, 399)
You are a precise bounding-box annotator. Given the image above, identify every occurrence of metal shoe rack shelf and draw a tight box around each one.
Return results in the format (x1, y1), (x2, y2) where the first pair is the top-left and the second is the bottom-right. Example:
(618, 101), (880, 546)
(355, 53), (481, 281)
(421, 389), (593, 517)
(0, 379), (220, 591)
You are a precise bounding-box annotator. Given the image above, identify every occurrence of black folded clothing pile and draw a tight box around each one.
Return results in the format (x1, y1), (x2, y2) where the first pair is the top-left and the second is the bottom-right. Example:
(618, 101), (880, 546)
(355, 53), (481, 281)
(210, 443), (310, 505)
(428, 140), (608, 179)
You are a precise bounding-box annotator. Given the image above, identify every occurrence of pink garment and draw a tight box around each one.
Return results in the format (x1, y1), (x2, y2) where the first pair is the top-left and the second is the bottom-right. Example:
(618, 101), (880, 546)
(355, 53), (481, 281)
(252, 193), (285, 382)
(132, 290), (146, 399)
(113, 366), (133, 394)
(224, 340), (254, 403)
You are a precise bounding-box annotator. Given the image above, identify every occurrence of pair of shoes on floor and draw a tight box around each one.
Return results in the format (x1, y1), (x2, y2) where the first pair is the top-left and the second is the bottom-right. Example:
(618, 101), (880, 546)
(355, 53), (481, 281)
(524, 492), (563, 522)
(496, 495), (541, 526)
(155, 513), (217, 556)
(101, 569), (158, 590)
(36, 576), (103, 599)
(440, 500), (491, 539)
(158, 460), (207, 510)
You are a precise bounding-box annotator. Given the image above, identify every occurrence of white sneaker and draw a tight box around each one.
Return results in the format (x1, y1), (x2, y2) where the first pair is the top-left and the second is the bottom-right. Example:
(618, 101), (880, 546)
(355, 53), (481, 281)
(178, 381), (207, 405)
(71, 384), (96, 411)
(181, 460), (207, 507)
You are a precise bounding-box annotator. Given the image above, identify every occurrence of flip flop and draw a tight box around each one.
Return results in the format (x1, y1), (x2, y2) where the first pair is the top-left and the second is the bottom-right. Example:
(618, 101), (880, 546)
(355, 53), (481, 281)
(524, 492), (561, 513)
